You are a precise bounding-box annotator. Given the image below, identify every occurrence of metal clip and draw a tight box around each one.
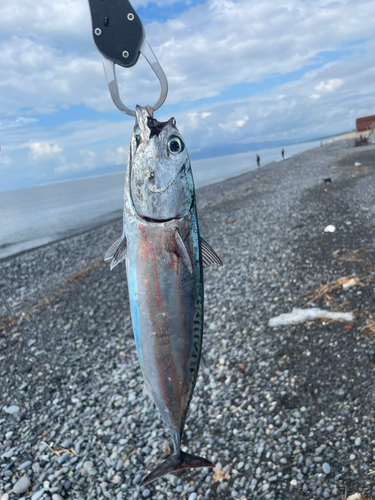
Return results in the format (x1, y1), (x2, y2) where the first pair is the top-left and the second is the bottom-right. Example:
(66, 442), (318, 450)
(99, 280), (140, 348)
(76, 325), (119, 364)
(102, 39), (168, 117)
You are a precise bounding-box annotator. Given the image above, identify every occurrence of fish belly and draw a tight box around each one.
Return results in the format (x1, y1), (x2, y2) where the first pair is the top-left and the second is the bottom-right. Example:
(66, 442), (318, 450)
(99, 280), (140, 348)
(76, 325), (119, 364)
(126, 221), (203, 438)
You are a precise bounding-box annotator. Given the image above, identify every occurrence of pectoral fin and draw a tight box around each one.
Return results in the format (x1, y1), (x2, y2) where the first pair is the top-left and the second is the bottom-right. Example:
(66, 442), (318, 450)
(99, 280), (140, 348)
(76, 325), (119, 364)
(200, 237), (223, 268)
(104, 235), (127, 270)
(173, 228), (193, 274)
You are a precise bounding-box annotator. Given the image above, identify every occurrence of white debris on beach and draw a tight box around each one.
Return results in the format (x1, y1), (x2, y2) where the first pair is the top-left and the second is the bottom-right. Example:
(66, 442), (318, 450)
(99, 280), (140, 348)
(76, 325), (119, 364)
(268, 308), (354, 327)
(324, 224), (336, 233)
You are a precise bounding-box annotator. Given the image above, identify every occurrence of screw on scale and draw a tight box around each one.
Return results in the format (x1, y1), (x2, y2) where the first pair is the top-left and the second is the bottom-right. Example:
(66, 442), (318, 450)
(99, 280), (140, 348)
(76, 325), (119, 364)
(87, 0), (168, 117)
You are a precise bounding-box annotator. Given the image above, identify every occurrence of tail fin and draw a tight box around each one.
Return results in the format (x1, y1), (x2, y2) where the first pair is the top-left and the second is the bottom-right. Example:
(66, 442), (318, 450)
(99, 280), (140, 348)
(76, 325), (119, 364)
(140, 451), (215, 486)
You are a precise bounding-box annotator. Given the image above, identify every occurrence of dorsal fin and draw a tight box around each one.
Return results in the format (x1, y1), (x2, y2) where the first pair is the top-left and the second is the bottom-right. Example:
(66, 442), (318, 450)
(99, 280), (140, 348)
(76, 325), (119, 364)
(173, 228), (193, 274)
(200, 237), (223, 268)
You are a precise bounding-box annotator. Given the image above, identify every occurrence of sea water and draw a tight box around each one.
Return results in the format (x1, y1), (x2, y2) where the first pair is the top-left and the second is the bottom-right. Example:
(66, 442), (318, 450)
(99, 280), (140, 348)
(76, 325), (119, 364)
(0, 139), (324, 259)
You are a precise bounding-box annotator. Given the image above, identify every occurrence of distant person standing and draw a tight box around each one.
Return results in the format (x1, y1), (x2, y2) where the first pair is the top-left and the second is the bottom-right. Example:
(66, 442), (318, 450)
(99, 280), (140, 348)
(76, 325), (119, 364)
(281, 148), (285, 159)
(256, 155), (260, 168)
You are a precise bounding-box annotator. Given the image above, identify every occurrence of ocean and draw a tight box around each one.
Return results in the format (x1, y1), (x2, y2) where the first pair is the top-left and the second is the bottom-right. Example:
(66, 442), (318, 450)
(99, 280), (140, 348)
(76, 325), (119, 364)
(0, 138), (324, 259)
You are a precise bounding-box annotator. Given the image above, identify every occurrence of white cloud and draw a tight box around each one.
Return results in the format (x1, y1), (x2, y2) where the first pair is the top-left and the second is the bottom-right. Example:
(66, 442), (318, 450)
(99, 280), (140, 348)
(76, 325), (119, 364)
(2, 0), (375, 116)
(29, 142), (63, 160)
(236, 116), (249, 128)
(106, 146), (128, 166)
(0, 155), (12, 169)
(315, 78), (343, 93)
(2, 0), (375, 189)
(55, 149), (97, 173)
(0, 117), (38, 130)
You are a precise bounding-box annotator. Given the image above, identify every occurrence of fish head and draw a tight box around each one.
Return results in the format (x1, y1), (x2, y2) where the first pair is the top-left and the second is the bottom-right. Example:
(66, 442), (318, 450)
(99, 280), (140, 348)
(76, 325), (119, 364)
(130, 106), (194, 221)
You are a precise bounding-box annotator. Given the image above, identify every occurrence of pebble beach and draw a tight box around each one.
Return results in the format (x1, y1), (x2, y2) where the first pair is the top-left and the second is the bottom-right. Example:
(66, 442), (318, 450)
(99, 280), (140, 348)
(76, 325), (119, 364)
(1, 139), (375, 500)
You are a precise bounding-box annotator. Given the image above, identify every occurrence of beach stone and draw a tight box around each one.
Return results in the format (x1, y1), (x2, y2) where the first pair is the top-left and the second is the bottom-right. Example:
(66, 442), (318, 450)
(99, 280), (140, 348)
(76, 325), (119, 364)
(169, 475), (178, 487)
(188, 494), (197, 500)
(115, 459), (124, 471)
(19, 460), (32, 470)
(61, 438), (73, 448)
(31, 490), (44, 500)
(13, 477), (31, 494)
(52, 495), (63, 500)
(32, 463), (41, 474)
(142, 489), (151, 498)
(322, 463), (331, 474)
(133, 475), (142, 485)
(3, 405), (19, 415)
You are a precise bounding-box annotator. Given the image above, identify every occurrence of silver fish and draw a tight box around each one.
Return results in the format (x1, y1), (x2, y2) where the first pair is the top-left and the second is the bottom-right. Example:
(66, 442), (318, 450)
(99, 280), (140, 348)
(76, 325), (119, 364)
(105, 106), (222, 485)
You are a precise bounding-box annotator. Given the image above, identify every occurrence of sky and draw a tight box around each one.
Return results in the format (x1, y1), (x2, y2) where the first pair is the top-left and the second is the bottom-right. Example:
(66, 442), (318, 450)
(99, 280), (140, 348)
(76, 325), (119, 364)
(1, 0), (375, 191)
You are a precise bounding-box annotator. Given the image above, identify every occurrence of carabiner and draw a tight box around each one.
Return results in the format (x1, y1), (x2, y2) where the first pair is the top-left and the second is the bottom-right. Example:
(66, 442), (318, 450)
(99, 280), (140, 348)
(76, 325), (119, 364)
(88, 0), (168, 116)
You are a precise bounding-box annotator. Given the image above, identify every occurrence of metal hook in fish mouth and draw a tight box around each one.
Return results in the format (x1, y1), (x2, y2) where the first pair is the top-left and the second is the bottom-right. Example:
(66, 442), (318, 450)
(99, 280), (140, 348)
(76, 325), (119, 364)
(102, 39), (168, 117)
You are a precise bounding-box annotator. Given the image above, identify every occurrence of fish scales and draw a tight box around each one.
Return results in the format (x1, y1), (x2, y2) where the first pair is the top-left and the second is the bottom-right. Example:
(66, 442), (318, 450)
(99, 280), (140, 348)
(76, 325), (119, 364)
(127, 213), (202, 437)
(105, 105), (222, 485)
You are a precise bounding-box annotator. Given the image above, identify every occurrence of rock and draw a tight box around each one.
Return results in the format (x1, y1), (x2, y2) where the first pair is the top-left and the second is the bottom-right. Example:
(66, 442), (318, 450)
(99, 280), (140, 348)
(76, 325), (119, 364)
(115, 459), (124, 471)
(169, 474), (178, 487)
(142, 489), (151, 498)
(322, 462), (331, 474)
(32, 463), (41, 474)
(133, 475), (142, 485)
(61, 438), (73, 448)
(19, 461), (32, 470)
(2, 448), (17, 459)
(3, 405), (20, 415)
(13, 477), (31, 494)
(52, 495), (63, 500)
(188, 494), (197, 500)
(31, 490), (45, 500)
(58, 453), (70, 464)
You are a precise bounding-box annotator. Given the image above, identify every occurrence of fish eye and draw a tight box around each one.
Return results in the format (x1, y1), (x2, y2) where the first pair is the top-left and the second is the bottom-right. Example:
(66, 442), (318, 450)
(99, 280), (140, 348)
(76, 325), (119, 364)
(168, 136), (184, 155)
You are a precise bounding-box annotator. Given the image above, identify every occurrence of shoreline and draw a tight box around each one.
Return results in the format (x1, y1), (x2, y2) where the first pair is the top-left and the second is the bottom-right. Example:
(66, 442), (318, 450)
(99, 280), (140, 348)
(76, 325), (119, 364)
(0, 136), (340, 261)
(1, 138), (375, 500)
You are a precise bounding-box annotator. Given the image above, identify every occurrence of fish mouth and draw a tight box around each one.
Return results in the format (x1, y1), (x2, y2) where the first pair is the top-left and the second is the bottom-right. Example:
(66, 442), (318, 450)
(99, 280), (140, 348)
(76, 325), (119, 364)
(141, 215), (177, 223)
(140, 196), (194, 224)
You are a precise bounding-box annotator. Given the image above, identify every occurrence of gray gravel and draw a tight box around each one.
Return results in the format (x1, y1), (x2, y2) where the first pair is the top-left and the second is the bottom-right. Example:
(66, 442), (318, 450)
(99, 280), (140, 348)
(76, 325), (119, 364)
(1, 139), (375, 499)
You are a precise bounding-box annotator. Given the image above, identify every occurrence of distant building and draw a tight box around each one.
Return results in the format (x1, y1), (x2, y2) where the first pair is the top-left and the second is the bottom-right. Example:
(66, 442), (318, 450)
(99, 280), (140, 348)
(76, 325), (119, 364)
(356, 114), (375, 132)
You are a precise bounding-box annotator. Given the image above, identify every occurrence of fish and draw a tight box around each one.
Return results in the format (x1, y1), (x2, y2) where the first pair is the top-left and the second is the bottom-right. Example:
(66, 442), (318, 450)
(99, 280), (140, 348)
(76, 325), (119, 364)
(105, 105), (222, 485)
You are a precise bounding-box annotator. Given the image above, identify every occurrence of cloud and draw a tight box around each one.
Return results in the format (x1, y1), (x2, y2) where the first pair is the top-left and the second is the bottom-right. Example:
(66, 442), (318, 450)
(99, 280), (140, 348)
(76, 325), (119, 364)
(0, 155), (12, 169)
(55, 149), (97, 173)
(105, 146), (128, 166)
(0, 117), (38, 130)
(2, 0), (375, 117)
(29, 142), (63, 160)
(315, 79), (343, 93)
(236, 116), (249, 128)
(2, 0), (375, 190)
